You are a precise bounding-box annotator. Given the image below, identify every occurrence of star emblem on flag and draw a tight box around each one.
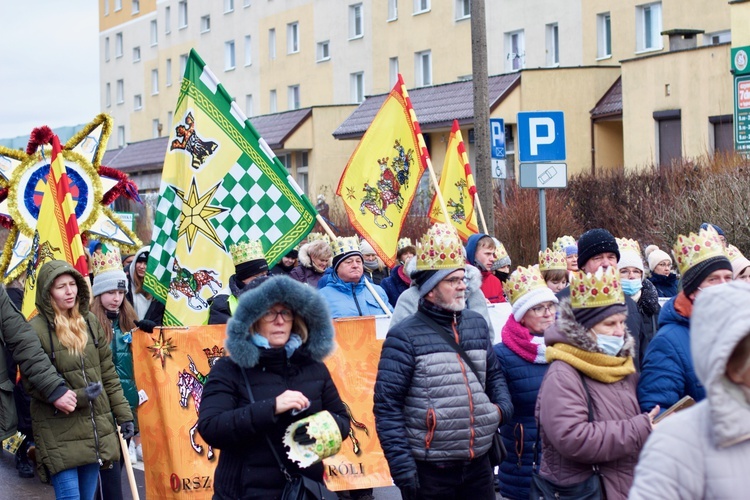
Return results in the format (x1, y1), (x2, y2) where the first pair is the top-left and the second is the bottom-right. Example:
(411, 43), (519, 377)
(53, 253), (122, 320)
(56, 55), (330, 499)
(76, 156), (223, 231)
(147, 329), (177, 368)
(170, 178), (228, 252)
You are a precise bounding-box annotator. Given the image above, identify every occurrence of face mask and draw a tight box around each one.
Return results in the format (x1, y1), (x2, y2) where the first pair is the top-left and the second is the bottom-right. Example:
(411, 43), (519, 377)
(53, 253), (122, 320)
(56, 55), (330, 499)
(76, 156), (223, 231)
(594, 333), (625, 356)
(496, 271), (510, 282)
(621, 278), (642, 296)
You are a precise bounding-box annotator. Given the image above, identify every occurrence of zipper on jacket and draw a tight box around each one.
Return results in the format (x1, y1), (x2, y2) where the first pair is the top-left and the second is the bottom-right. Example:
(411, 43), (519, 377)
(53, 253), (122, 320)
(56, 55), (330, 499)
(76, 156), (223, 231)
(351, 284), (363, 316)
(81, 352), (104, 466)
(425, 408), (437, 450)
(452, 315), (476, 459)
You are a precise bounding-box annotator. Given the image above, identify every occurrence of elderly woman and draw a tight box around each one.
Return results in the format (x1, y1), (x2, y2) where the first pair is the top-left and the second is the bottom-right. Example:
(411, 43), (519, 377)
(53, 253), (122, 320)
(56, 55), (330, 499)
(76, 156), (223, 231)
(645, 245), (678, 297)
(534, 266), (658, 500)
(197, 276), (350, 499)
(360, 239), (389, 285)
(290, 239), (332, 288)
(493, 266), (558, 499)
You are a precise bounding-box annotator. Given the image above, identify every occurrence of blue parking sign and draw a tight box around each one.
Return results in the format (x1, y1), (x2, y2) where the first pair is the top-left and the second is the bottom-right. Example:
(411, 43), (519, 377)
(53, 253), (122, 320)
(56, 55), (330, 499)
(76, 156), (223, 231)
(517, 111), (566, 162)
(489, 118), (505, 159)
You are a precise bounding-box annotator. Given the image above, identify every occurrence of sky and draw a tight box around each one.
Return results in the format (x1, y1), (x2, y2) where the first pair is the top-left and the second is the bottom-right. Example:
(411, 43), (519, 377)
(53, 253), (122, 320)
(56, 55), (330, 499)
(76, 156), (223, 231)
(0, 1), (100, 139)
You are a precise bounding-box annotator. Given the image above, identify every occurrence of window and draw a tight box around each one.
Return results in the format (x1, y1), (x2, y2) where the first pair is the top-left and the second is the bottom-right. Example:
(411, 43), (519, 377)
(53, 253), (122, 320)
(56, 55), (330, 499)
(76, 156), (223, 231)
(134, 94), (142, 109)
(546, 23), (559, 66)
(349, 4), (363, 39)
(165, 6), (171, 34)
(166, 58), (172, 86)
(104, 37), (110, 62)
(153, 119), (161, 138)
(115, 32), (123, 58)
(636, 2), (662, 52)
(287, 22), (299, 54)
(117, 126), (125, 148)
(103, 0), (109, 16)
(297, 152), (309, 195)
(350, 72), (364, 103)
(389, 57), (399, 86)
(180, 53), (188, 75)
(178, 0), (188, 28)
(244, 0), (251, 7)
(269, 28), (276, 59)
(225, 40), (236, 70)
(150, 20), (158, 46)
(151, 69), (159, 94)
(456, 0), (470, 19)
(414, 0), (430, 14)
(116, 79), (124, 104)
(244, 35), (252, 65)
(224, 0), (234, 13)
(201, 15), (211, 33)
(415, 50), (431, 86)
(115, 0), (122, 11)
(387, 0), (397, 20)
(654, 110), (681, 167)
(167, 111), (173, 130)
(710, 115), (733, 154)
(316, 41), (330, 61)
(132, 0), (139, 14)
(704, 30), (731, 46)
(505, 30), (525, 71)
(597, 13), (612, 58)
(269, 89), (277, 113)
(105, 83), (111, 108)
(288, 85), (300, 110)
(133, 46), (141, 62)
(245, 94), (254, 117)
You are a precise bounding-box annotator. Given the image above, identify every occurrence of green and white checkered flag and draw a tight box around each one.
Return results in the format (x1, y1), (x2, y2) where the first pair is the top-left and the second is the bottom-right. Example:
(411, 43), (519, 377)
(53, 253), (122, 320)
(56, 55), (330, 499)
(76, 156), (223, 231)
(144, 49), (317, 326)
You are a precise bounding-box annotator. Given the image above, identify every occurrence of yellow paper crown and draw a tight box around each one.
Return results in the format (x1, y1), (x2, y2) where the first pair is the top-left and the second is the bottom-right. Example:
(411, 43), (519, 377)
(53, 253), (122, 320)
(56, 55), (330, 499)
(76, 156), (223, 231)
(229, 240), (265, 266)
(331, 236), (361, 258)
(306, 232), (330, 244)
(504, 265), (548, 305)
(616, 237), (641, 256)
(397, 237), (413, 251)
(538, 248), (567, 272)
(91, 246), (123, 277)
(416, 223), (466, 271)
(494, 240), (509, 261)
(726, 244), (745, 263)
(672, 227), (727, 276)
(570, 266), (625, 309)
(553, 235), (577, 253)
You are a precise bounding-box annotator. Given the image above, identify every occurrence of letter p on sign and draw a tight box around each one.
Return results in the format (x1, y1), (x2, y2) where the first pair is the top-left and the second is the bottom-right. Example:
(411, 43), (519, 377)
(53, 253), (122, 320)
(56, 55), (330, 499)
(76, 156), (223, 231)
(517, 111), (566, 162)
(529, 117), (555, 156)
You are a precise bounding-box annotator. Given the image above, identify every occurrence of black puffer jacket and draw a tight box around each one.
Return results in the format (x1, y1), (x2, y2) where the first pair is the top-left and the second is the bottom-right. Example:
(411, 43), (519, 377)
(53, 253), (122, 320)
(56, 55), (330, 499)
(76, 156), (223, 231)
(197, 276), (350, 499)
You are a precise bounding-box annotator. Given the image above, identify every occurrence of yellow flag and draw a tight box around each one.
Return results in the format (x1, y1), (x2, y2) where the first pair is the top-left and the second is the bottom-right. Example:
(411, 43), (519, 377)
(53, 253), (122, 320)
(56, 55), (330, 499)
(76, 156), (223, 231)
(336, 74), (428, 268)
(428, 120), (479, 241)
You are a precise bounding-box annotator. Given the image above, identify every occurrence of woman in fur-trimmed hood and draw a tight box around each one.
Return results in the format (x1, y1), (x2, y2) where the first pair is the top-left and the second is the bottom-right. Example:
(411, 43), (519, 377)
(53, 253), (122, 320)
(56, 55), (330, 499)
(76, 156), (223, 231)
(533, 267), (657, 500)
(197, 276), (350, 499)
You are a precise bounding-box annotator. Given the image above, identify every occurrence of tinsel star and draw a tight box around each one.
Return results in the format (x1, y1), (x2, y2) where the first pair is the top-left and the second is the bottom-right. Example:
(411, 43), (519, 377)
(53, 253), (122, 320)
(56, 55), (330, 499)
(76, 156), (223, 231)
(147, 329), (177, 368)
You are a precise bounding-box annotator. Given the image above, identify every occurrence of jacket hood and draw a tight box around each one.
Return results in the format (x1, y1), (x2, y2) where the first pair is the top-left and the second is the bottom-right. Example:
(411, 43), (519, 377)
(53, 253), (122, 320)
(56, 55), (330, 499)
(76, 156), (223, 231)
(128, 246), (149, 284)
(657, 295), (689, 329)
(226, 275), (335, 368)
(465, 233), (491, 268)
(691, 281), (750, 447)
(35, 260), (91, 324)
(545, 299), (635, 357)
(297, 241), (331, 270)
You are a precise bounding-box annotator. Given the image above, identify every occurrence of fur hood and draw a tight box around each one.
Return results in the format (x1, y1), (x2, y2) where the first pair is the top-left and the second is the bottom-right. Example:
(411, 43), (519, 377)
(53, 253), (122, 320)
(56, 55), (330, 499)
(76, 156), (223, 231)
(545, 299), (636, 358)
(297, 240), (332, 269)
(225, 275), (335, 368)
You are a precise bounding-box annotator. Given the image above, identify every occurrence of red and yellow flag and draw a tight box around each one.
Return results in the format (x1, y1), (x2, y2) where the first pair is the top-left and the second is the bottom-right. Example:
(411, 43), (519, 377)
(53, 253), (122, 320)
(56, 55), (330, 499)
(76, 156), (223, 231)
(336, 74), (428, 267)
(428, 120), (479, 241)
(22, 132), (88, 318)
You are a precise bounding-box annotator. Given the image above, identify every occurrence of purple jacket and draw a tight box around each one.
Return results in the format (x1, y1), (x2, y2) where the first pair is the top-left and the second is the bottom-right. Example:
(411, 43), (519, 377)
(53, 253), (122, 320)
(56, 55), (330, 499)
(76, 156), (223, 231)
(289, 264), (325, 288)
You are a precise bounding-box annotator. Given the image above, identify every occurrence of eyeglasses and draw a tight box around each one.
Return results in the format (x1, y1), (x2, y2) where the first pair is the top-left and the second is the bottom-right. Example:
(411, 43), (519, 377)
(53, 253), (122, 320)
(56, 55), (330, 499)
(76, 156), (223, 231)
(261, 309), (294, 323)
(529, 303), (557, 316)
(441, 276), (468, 287)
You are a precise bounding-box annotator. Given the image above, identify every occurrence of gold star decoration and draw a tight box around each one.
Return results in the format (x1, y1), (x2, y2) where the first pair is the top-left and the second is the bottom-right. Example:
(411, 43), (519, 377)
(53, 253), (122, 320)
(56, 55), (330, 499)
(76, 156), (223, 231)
(170, 178), (227, 252)
(147, 329), (177, 368)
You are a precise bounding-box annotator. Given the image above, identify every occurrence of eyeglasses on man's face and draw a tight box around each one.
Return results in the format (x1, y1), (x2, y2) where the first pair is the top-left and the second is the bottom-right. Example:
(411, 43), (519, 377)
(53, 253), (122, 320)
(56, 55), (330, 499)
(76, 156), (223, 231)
(441, 276), (468, 287)
(262, 308), (294, 323)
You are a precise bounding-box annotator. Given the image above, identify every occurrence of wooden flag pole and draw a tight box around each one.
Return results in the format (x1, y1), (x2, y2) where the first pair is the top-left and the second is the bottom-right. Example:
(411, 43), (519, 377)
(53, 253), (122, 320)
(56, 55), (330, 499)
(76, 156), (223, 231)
(474, 192), (489, 235)
(425, 156), (450, 221)
(118, 429), (140, 500)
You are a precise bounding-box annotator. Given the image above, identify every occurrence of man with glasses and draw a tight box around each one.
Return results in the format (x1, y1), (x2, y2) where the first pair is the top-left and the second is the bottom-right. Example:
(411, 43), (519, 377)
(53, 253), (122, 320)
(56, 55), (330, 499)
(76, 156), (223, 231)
(374, 224), (512, 499)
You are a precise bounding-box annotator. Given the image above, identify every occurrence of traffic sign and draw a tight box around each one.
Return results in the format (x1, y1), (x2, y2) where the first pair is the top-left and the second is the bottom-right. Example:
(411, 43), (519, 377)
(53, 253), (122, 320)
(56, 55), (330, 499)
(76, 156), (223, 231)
(491, 158), (506, 179)
(517, 111), (566, 162)
(489, 118), (506, 159)
(519, 163), (567, 189)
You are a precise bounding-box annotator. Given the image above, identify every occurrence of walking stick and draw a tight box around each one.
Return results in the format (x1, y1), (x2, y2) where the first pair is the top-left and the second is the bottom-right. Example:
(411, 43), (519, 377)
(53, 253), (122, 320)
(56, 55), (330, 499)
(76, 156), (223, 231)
(118, 427), (140, 500)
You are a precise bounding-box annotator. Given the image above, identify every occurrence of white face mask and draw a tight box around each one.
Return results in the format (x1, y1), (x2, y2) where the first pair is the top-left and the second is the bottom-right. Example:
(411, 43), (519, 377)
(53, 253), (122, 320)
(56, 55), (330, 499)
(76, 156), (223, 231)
(594, 333), (625, 356)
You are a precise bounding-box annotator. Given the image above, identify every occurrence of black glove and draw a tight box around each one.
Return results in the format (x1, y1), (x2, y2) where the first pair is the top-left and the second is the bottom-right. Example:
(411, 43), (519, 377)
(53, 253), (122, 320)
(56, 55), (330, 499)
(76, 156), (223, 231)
(292, 423), (316, 446)
(396, 475), (419, 500)
(135, 319), (157, 333)
(84, 382), (103, 401)
(120, 421), (135, 440)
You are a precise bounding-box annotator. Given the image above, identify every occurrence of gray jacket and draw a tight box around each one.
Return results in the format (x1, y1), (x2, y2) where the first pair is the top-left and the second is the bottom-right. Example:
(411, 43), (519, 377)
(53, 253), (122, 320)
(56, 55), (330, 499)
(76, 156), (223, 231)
(630, 282), (750, 499)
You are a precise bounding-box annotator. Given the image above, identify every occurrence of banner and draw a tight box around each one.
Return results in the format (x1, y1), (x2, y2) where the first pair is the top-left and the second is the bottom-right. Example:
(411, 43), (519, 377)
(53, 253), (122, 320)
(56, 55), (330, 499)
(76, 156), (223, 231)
(144, 49), (317, 326)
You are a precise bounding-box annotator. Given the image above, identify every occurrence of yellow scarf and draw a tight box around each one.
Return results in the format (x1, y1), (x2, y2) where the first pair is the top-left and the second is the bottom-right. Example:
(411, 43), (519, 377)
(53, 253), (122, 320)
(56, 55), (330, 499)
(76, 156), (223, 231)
(545, 343), (635, 383)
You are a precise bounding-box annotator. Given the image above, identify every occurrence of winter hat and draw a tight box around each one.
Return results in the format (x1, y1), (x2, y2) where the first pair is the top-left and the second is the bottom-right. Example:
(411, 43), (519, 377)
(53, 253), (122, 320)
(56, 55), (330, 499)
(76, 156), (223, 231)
(727, 245), (750, 279)
(230, 239), (269, 282)
(491, 238), (512, 269)
(570, 266), (627, 330)
(700, 222), (725, 238)
(284, 249), (299, 260)
(505, 266), (558, 321)
(92, 246), (129, 297)
(136, 251), (149, 263)
(413, 224), (466, 297)
(331, 237), (362, 273)
(616, 238), (644, 274)
(577, 228), (620, 269)
(673, 227), (731, 297)
(553, 236), (578, 257)
(644, 245), (672, 272)
(359, 239), (376, 256)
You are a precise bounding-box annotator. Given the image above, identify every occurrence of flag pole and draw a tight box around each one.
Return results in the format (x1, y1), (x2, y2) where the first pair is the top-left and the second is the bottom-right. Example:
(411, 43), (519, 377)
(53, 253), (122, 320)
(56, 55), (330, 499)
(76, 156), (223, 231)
(474, 192), (489, 234)
(119, 428), (140, 500)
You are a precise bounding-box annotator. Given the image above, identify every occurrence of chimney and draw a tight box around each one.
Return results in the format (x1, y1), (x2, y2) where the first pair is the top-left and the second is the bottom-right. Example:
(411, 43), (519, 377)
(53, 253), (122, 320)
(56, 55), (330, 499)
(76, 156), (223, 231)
(661, 29), (704, 51)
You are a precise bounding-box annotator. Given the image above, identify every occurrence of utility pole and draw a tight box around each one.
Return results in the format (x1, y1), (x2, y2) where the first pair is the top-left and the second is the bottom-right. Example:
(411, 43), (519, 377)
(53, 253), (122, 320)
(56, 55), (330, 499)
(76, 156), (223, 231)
(470, 0), (494, 235)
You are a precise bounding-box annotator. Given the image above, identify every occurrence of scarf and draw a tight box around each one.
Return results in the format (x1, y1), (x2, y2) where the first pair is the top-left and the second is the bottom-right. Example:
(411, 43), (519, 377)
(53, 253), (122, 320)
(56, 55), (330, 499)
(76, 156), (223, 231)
(546, 343), (635, 383)
(502, 316), (547, 364)
(363, 259), (380, 271)
(251, 333), (303, 358)
(397, 265), (411, 285)
(674, 291), (693, 318)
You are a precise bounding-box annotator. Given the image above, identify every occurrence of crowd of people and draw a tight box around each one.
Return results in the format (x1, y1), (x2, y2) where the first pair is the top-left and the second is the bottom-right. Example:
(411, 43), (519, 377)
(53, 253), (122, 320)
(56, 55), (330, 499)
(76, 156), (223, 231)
(2, 221), (750, 499)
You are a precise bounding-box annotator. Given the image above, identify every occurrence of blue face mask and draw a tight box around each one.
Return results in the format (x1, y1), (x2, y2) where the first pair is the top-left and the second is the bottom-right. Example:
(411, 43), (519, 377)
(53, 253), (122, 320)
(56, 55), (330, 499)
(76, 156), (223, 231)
(621, 278), (642, 296)
(595, 333), (625, 356)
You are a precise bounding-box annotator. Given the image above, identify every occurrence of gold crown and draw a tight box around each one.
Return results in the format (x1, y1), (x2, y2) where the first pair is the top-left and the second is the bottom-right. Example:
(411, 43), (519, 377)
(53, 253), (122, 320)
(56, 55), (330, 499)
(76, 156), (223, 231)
(229, 240), (265, 266)
(331, 236), (361, 258)
(726, 244), (745, 263)
(504, 265), (548, 305)
(570, 266), (625, 309)
(494, 240), (509, 261)
(538, 248), (567, 272)
(553, 235), (577, 253)
(672, 227), (728, 276)
(91, 245), (123, 276)
(416, 223), (466, 270)
(306, 232), (330, 244)
(203, 345), (226, 362)
(397, 237), (413, 251)
(616, 237), (641, 256)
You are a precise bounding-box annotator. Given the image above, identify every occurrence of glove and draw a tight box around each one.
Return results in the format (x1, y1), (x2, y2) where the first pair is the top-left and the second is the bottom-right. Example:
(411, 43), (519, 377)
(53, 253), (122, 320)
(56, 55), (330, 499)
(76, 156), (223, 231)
(135, 319), (157, 333)
(84, 382), (103, 401)
(292, 423), (316, 446)
(396, 475), (419, 500)
(120, 421), (135, 440)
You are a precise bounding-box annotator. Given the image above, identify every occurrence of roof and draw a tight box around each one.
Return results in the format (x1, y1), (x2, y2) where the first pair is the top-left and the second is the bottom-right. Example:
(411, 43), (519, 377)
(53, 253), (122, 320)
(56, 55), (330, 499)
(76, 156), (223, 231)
(590, 77), (622, 119)
(248, 107), (313, 149)
(333, 74), (521, 139)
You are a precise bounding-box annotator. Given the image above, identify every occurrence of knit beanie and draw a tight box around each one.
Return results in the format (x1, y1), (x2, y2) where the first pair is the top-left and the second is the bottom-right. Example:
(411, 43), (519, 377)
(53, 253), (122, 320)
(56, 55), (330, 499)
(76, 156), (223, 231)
(573, 303), (628, 330)
(564, 244), (578, 257)
(700, 222), (725, 237)
(92, 247), (129, 297)
(512, 286), (558, 322)
(645, 245), (672, 272)
(617, 249), (644, 273)
(681, 255), (732, 297)
(577, 229), (620, 268)
(413, 268), (461, 298)
(236, 259), (269, 282)
(331, 237), (363, 273)
(359, 239), (376, 256)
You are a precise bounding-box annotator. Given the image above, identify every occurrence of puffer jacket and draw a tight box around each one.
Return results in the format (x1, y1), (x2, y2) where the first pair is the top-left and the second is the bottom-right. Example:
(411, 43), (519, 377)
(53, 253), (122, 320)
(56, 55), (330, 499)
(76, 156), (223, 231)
(318, 271), (391, 318)
(647, 272), (679, 298)
(126, 246), (165, 324)
(637, 293), (705, 412)
(379, 265), (410, 307)
(373, 300), (513, 484)
(630, 282), (750, 499)
(288, 243), (328, 288)
(633, 278), (661, 370)
(109, 317), (138, 413)
(197, 276), (350, 499)
(535, 300), (652, 500)
(24, 261), (133, 477)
